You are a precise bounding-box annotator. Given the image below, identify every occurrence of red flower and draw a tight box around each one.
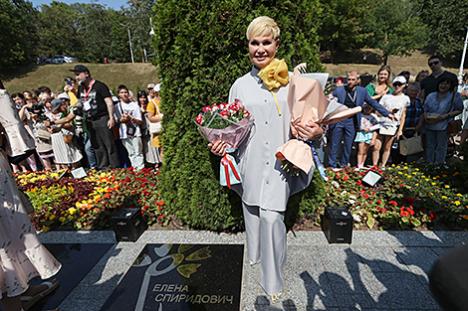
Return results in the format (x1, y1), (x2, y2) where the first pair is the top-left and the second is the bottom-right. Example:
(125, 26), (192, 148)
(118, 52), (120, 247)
(376, 199), (382, 205)
(356, 180), (363, 186)
(343, 175), (349, 181)
(195, 113), (204, 125)
(407, 207), (415, 216)
(219, 109), (229, 118)
(362, 193), (369, 199)
(400, 207), (409, 217)
(201, 105), (211, 113)
(156, 200), (165, 207)
(389, 200), (398, 207)
(429, 211), (437, 221)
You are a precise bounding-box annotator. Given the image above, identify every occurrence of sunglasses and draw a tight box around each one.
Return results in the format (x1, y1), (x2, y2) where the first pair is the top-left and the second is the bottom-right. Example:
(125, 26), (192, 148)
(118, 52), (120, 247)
(393, 82), (404, 87)
(428, 60), (440, 66)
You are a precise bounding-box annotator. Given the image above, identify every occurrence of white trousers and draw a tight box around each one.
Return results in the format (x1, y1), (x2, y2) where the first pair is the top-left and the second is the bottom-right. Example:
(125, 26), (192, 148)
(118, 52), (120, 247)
(243, 202), (287, 295)
(122, 136), (144, 170)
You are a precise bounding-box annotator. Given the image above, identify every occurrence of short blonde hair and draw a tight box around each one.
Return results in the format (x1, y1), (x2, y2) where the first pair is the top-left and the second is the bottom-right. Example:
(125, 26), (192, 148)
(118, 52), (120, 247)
(246, 16), (280, 41)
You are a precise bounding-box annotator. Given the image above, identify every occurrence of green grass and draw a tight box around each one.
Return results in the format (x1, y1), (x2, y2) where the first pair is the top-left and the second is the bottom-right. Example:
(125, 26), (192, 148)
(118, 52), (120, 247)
(3, 51), (465, 94)
(3, 63), (158, 94)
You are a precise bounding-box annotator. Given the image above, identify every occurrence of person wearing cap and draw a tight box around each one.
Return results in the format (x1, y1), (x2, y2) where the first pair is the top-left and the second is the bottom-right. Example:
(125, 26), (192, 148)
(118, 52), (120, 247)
(329, 71), (394, 169)
(48, 98), (83, 169)
(71, 64), (119, 169)
(372, 76), (410, 167)
(423, 77), (463, 164)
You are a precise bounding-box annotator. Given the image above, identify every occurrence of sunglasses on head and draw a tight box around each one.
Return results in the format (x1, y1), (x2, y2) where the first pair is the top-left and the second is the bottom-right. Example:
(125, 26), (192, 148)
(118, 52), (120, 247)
(429, 60), (440, 66)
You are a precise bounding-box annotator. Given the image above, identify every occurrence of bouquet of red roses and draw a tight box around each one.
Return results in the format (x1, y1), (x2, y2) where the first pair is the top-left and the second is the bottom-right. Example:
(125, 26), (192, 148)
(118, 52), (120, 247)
(195, 99), (254, 188)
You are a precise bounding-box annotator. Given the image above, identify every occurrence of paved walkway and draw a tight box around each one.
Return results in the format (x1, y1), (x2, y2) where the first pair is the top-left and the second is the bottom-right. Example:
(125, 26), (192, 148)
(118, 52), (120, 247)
(38, 230), (468, 311)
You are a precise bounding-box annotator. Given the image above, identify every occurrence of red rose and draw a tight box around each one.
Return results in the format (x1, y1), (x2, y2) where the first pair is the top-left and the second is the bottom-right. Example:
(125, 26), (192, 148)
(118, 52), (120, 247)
(195, 113), (203, 125)
(201, 105), (211, 113)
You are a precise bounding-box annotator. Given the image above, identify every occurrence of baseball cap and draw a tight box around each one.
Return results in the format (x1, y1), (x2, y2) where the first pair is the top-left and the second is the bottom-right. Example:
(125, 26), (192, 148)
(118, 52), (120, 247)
(154, 83), (161, 92)
(392, 76), (407, 85)
(57, 92), (70, 100)
(51, 98), (64, 112)
(69, 64), (90, 74)
(147, 83), (155, 90)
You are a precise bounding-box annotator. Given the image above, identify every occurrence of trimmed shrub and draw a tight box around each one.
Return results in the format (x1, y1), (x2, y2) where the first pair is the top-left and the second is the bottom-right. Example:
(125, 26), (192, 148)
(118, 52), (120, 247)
(153, 0), (324, 230)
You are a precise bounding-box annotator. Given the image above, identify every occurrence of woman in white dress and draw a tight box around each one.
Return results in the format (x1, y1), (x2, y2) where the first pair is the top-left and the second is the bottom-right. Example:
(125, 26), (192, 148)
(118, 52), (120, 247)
(209, 16), (323, 303)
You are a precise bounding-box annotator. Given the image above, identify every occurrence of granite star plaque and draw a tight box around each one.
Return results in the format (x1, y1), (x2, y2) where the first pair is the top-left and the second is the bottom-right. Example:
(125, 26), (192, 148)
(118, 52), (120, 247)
(101, 244), (244, 311)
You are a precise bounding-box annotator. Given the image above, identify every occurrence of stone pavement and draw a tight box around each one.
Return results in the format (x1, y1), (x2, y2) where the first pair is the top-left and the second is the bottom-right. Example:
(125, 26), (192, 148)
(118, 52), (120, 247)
(37, 230), (468, 311)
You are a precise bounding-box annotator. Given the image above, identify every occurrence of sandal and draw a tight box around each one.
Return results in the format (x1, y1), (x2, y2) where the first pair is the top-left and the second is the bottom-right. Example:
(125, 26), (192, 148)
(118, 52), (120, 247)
(21, 279), (59, 311)
(270, 292), (282, 304)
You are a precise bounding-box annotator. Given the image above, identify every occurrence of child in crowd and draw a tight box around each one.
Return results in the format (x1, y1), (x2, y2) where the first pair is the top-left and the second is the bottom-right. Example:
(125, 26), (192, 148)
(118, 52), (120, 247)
(355, 104), (381, 169)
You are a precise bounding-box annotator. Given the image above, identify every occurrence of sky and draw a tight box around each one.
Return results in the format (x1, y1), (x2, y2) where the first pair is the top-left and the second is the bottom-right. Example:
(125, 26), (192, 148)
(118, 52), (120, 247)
(31, 0), (129, 9)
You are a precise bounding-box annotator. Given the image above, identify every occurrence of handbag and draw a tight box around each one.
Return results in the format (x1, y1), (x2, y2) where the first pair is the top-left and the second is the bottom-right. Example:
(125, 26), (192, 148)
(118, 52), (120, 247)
(447, 119), (462, 136)
(399, 134), (424, 156)
(149, 121), (162, 134)
(447, 92), (463, 136)
(379, 123), (398, 136)
(36, 129), (51, 141)
(63, 134), (74, 144)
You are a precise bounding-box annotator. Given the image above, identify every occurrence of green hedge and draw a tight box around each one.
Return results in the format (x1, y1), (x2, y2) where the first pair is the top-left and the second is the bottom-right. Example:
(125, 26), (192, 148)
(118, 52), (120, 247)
(153, 0), (324, 231)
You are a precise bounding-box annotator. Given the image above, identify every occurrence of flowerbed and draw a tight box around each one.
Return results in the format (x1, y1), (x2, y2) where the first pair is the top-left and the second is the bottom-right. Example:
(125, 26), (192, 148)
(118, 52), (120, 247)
(16, 168), (167, 231)
(316, 164), (468, 230)
(14, 164), (468, 231)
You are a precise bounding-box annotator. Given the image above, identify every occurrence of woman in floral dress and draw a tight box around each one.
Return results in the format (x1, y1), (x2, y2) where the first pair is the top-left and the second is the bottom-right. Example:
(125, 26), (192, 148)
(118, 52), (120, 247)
(0, 83), (61, 311)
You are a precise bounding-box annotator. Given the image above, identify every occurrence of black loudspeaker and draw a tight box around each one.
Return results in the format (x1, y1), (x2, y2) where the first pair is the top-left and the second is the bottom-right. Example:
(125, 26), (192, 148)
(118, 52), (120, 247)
(321, 207), (353, 244)
(111, 208), (148, 242)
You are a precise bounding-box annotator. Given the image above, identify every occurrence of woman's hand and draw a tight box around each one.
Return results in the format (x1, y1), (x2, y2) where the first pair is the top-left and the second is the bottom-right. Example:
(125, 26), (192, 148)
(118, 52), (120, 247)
(292, 120), (324, 141)
(207, 140), (227, 156)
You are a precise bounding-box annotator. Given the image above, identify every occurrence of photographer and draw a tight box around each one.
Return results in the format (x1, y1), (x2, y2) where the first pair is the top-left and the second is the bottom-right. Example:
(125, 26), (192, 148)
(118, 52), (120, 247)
(51, 94), (97, 168)
(47, 98), (83, 169)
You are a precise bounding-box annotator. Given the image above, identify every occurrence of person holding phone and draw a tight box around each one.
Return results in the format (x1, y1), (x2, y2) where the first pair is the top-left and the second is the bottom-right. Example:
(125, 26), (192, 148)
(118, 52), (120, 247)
(372, 76), (409, 167)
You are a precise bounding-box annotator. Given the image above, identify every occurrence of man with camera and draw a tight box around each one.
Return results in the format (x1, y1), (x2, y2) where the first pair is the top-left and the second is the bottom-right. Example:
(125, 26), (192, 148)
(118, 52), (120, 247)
(70, 64), (119, 169)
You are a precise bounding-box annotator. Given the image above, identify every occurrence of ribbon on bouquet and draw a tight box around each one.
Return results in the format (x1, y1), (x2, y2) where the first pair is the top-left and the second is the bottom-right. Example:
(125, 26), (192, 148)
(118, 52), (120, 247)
(304, 140), (328, 181)
(219, 154), (242, 188)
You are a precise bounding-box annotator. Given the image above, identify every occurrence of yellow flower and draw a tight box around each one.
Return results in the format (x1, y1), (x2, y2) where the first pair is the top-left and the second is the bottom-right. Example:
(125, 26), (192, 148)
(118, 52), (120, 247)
(68, 207), (77, 215)
(49, 215), (56, 221)
(258, 59), (289, 91)
(456, 193), (462, 197)
(454, 201), (461, 206)
(431, 182), (436, 186)
(441, 196), (448, 200)
(444, 185), (450, 189)
(59, 217), (66, 223)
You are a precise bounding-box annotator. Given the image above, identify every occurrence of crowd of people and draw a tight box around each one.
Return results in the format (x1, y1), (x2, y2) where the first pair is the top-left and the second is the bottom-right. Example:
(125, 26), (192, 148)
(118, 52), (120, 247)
(326, 56), (467, 169)
(3, 57), (468, 175)
(6, 65), (163, 173)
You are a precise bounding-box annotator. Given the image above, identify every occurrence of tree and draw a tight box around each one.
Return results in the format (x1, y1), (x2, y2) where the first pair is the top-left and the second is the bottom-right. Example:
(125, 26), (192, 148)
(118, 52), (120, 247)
(153, 0), (323, 230)
(0, 0), (38, 70)
(364, 0), (428, 64)
(36, 1), (82, 57)
(416, 0), (468, 61)
(318, 0), (373, 53)
(124, 0), (156, 62)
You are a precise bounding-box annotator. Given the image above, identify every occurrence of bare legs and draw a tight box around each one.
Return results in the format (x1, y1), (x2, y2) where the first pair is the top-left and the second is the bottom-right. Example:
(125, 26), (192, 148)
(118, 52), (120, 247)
(372, 134), (395, 167)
